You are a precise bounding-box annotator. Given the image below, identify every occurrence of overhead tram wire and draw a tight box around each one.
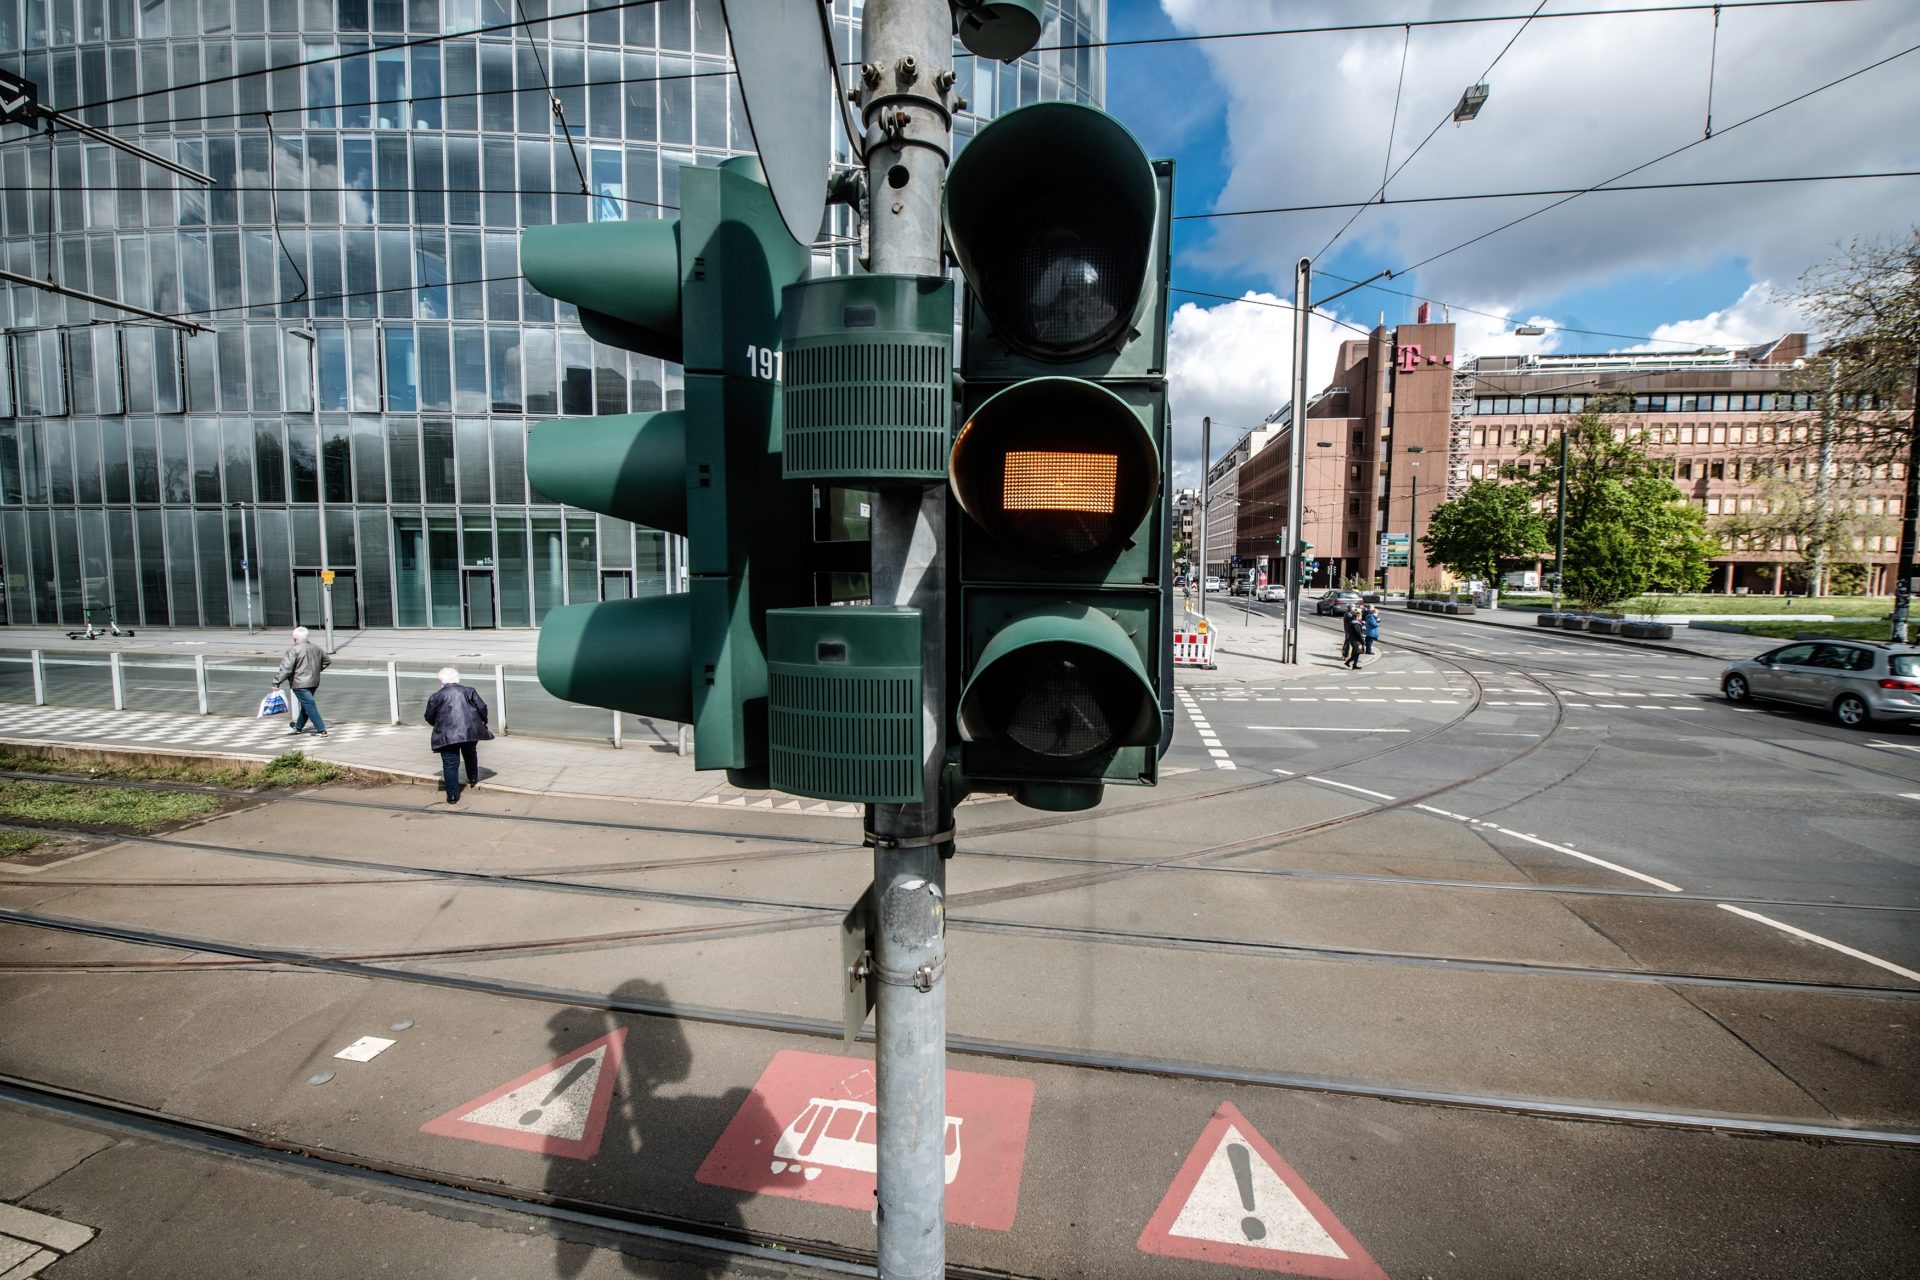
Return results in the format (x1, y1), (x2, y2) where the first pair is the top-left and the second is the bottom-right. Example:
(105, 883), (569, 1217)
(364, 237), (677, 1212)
(1316, 0), (1550, 262)
(1176, 169), (1920, 221)
(0, 0), (1854, 146)
(1395, 37), (1920, 275)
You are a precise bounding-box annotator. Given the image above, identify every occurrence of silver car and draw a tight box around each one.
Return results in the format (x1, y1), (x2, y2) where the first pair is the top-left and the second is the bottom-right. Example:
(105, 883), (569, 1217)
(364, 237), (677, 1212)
(1721, 640), (1920, 728)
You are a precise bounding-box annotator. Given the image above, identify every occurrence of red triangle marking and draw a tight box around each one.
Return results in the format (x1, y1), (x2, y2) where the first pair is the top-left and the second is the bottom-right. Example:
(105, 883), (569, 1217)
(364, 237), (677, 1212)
(419, 1029), (626, 1161)
(1137, 1101), (1387, 1278)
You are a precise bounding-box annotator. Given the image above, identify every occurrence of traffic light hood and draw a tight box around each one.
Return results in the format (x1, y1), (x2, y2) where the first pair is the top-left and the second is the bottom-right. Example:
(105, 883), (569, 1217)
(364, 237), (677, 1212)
(521, 219), (683, 363)
(944, 102), (1158, 361)
(956, 602), (1160, 761)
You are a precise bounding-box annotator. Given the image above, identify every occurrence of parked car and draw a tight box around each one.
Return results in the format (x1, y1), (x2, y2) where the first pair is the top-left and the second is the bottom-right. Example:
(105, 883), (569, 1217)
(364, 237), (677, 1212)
(1314, 589), (1364, 615)
(1721, 641), (1920, 728)
(1203, 575), (1225, 593)
(1256, 583), (1286, 603)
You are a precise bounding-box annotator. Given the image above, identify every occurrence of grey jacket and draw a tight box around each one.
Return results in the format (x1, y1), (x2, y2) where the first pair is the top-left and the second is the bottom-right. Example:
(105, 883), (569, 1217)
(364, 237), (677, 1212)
(274, 641), (331, 689)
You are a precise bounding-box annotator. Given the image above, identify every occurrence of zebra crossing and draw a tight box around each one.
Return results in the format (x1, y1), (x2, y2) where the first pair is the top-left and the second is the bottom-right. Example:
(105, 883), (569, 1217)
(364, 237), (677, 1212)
(0, 703), (405, 756)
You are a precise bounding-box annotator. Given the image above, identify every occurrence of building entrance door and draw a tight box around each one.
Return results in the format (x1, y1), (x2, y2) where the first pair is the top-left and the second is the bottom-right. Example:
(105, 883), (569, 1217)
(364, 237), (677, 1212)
(294, 570), (359, 630)
(463, 571), (497, 629)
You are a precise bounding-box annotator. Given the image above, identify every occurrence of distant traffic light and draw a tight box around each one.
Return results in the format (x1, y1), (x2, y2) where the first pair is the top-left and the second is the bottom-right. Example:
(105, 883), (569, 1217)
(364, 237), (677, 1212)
(944, 102), (1174, 811)
(522, 157), (811, 788)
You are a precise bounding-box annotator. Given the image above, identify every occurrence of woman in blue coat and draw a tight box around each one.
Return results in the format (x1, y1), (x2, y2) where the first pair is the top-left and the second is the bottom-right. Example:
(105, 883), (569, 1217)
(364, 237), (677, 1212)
(424, 667), (495, 804)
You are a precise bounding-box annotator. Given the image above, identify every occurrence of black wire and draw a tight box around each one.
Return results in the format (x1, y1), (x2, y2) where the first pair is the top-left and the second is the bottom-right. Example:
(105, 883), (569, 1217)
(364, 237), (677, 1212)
(261, 112), (310, 305)
(1316, 0), (1548, 261)
(512, 0), (591, 201)
(1176, 169), (1920, 221)
(1398, 39), (1920, 274)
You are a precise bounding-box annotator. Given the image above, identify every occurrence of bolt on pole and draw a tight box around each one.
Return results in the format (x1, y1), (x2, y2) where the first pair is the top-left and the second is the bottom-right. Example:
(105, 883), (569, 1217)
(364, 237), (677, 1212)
(858, 2), (952, 1276)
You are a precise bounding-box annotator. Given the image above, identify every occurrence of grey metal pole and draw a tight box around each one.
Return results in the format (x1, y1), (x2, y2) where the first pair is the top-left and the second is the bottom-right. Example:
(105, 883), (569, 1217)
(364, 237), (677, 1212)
(1197, 416), (1210, 618)
(1284, 258), (1311, 663)
(1553, 428), (1569, 611)
(859, 3), (952, 1275)
(236, 504), (255, 635)
(1889, 349), (1920, 643)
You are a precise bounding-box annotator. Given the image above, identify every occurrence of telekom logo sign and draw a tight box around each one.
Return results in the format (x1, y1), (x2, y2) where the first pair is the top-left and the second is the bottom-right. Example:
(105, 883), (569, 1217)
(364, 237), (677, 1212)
(1396, 343), (1453, 373)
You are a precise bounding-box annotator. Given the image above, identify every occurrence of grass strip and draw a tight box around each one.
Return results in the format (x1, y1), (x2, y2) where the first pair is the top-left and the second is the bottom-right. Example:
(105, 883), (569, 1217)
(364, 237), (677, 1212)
(0, 749), (340, 789)
(0, 829), (48, 859)
(0, 778), (224, 832)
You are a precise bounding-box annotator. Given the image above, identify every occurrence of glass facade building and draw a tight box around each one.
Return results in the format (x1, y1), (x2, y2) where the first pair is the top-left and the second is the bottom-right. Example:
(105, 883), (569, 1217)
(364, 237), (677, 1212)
(0, 0), (1104, 630)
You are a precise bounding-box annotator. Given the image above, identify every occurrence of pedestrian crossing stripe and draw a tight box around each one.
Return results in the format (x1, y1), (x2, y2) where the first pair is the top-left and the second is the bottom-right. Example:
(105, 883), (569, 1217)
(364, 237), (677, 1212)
(1138, 1101), (1386, 1278)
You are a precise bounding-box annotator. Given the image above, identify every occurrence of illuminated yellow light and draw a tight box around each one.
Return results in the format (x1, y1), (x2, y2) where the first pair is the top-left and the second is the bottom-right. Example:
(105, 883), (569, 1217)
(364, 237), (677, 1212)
(1002, 451), (1117, 513)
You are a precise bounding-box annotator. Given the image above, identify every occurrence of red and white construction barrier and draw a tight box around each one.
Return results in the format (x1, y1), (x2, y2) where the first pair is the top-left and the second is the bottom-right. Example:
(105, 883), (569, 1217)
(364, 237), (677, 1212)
(1172, 622), (1216, 668)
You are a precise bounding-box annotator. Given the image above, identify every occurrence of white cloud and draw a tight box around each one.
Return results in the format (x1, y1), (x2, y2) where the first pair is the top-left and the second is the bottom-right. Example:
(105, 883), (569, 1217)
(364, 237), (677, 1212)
(1157, 0), (1920, 323)
(1622, 281), (1809, 351)
(1166, 291), (1351, 489)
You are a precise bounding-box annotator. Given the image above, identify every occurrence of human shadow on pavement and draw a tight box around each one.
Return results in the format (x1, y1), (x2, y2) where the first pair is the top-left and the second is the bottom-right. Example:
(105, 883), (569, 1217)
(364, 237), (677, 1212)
(544, 979), (780, 1279)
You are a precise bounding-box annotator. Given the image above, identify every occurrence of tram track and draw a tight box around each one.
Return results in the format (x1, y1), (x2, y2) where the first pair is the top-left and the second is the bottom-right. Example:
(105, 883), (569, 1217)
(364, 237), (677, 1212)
(0, 907), (1913, 1148)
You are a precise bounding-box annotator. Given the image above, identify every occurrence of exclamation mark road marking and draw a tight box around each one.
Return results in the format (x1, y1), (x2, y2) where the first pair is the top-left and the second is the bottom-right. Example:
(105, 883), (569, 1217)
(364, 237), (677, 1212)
(1228, 1141), (1264, 1241)
(518, 1056), (597, 1127)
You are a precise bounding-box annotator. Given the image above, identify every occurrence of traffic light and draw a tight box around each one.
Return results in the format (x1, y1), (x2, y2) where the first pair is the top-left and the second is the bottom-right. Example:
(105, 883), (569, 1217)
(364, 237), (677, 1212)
(521, 157), (811, 788)
(944, 102), (1174, 811)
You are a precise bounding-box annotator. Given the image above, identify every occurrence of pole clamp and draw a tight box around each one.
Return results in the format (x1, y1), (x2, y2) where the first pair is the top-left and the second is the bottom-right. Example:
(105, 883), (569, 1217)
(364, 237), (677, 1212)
(864, 828), (954, 851)
(871, 954), (946, 992)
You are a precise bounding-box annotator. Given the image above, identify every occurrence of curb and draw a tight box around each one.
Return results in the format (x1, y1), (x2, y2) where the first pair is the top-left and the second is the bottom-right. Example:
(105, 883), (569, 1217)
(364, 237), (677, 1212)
(0, 738), (439, 791)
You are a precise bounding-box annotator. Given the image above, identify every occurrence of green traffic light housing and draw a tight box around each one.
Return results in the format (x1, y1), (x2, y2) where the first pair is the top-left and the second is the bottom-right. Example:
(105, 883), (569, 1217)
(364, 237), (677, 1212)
(952, 0), (1043, 61)
(945, 102), (1163, 376)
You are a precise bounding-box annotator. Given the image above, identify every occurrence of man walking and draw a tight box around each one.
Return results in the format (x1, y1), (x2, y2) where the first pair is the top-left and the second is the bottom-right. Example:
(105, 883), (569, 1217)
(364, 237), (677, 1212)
(274, 626), (332, 736)
(1341, 606), (1366, 669)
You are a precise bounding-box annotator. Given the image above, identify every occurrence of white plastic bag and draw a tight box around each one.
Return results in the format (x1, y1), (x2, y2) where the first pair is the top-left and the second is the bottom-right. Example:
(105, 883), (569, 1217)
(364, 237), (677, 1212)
(258, 687), (289, 718)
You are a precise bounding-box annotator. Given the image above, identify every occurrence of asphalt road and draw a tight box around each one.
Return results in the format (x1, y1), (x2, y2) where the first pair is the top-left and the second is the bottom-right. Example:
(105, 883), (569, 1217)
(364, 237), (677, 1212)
(2, 607), (1916, 1278)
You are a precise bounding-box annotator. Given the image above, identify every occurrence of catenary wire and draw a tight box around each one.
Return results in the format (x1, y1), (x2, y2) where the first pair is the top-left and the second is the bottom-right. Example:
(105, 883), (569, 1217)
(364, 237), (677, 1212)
(1394, 39), (1920, 274)
(1316, 0), (1549, 261)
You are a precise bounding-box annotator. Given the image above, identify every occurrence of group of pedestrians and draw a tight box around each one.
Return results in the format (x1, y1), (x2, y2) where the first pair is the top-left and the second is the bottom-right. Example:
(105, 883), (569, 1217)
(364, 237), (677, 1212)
(1339, 602), (1380, 669)
(271, 627), (494, 805)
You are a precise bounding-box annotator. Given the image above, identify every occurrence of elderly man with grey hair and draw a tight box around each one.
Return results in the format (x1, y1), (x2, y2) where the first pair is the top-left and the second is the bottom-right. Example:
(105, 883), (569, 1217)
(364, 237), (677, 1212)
(273, 626), (332, 736)
(424, 667), (495, 804)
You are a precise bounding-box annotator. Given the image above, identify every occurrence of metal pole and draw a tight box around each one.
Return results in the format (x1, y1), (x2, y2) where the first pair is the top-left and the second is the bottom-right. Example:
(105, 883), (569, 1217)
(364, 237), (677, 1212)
(1197, 416), (1210, 618)
(859, 3), (951, 1275)
(194, 655), (208, 714)
(1553, 428), (1569, 611)
(237, 504), (255, 635)
(1284, 258), (1311, 664)
(1889, 349), (1920, 643)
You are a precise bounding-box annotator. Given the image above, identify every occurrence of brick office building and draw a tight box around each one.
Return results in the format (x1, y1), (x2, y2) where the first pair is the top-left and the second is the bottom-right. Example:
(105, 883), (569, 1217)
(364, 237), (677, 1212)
(1234, 321), (1908, 595)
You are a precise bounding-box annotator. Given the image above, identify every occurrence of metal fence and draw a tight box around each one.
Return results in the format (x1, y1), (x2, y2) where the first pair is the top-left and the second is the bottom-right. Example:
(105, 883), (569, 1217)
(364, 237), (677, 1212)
(0, 648), (686, 753)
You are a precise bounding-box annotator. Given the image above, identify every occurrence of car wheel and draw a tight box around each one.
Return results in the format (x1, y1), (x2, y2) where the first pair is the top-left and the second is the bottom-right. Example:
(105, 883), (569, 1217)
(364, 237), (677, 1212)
(1833, 693), (1871, 729)
(1722, 673), (1750, 703)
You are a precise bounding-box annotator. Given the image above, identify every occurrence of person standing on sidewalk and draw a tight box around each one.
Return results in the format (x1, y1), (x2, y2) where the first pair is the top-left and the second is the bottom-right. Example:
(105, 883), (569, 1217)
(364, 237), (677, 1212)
(425, 667), (495, 805)
(1341, 606), (1366, 669)
(1362, 603), (1381, 655)
(274, 626), (332, 736)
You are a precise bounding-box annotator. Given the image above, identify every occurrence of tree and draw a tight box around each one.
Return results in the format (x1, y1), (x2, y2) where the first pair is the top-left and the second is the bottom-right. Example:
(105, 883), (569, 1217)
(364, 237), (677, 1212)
(1420, 479), (1551, 584)
(1511, 406), (1722, 611)
(1774, 229), (1919, 635)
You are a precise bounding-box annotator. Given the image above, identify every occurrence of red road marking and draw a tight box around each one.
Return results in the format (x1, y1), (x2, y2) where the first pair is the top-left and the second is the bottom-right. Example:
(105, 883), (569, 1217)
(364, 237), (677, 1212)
(695, 1049), (1035, 1230)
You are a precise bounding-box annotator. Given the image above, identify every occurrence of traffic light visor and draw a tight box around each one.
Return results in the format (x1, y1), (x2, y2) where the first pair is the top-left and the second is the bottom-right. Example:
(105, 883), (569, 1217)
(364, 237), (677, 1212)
(945, 102), (1156, 360)
(951, 377), (1158, 565)
(958, 604), (1159, 761)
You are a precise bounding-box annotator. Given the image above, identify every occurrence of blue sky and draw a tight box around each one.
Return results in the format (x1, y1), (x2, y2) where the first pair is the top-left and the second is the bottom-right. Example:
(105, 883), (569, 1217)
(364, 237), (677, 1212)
(1095, 0), (1920, 485)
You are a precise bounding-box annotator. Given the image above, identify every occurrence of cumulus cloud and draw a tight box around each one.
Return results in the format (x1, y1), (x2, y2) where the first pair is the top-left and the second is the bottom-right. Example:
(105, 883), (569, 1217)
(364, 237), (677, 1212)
(1166, 291), (1352, 489)
(1160, 0), (1920, 316)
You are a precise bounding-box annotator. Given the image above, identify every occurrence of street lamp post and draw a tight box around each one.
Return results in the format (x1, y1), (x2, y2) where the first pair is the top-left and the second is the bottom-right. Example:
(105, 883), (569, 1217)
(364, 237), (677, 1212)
(1406, 445), (1425, 596)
